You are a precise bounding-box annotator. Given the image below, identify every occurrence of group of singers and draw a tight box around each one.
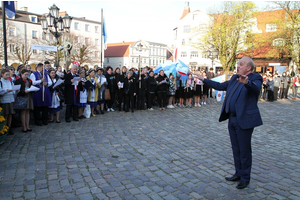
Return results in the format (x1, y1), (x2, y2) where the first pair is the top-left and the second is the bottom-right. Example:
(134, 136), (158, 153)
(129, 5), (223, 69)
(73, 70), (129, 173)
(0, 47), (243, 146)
(0, 61), (214, 135)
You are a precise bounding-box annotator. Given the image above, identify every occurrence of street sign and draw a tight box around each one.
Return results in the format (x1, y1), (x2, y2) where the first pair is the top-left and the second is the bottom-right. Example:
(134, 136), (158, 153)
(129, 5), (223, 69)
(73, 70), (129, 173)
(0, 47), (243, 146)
(31, 44), (57, 52)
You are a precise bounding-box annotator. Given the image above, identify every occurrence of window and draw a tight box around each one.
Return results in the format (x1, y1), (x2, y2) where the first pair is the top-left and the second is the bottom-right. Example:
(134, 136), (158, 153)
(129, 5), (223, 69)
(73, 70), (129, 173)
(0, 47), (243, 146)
(42, 32), (46, 40)
(266, 24), (277, 32)
(95, 26), (99, 33)
(273, 38), (285, 46)
(182, 39), (185, 46)
(95, 39), (99, 46)
(107, 58), (109, 63)
(190, 51), (199, 58)
(85, 24), (90, 32)
(136, 58), (138, 63)
(8, 27), (15, 36)
(181, 52), (187, 57)
(48, 34), (53, 41)
(132, 58), (134, 63)
(9, 44), (14, 53)
(32, 30), (38, 39)
(74, 22), (79, 30)
(183, 25), (191, 33)
(149, 59), (151, 65)
(143, 58), (146, 63)
(33, 49), (37, 55)
(31, 16), (37, 23)
(85, 37), (89, 45)
(95, 51), (99, 57)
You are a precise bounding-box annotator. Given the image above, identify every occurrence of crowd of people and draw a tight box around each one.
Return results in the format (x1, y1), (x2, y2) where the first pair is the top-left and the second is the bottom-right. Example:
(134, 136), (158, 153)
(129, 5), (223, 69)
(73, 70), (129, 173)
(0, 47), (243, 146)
(1, 61), (299, 136)
(260, 71), (299, 102)
(0, 62), (220, 135)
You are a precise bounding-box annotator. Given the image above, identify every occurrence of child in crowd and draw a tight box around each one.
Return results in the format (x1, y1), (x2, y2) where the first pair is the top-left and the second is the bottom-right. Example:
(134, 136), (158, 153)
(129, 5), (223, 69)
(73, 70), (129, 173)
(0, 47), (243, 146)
(185, 74), (194, 108)
(0, 69), (16, 135)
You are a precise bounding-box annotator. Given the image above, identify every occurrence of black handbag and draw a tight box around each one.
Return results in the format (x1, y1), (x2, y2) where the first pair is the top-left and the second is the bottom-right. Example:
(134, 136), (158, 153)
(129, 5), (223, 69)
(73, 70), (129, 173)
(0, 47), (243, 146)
(13, 96), (28, 110)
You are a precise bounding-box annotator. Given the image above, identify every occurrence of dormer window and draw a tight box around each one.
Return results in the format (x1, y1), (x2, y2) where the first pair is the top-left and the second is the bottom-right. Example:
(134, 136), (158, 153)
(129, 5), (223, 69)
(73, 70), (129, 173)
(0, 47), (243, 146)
(30, 15), (37, 23)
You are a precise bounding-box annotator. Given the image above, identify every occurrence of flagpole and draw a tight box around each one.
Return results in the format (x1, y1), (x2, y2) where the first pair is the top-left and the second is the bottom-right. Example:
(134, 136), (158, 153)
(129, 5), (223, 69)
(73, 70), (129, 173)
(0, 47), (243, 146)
(100, 8), (103, 68)
(2, 1), (8, 67)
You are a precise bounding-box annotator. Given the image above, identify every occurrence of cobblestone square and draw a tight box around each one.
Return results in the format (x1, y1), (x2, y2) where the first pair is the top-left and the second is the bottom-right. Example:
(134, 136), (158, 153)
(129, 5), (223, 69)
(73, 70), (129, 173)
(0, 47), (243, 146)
(0, 98), (300, 199)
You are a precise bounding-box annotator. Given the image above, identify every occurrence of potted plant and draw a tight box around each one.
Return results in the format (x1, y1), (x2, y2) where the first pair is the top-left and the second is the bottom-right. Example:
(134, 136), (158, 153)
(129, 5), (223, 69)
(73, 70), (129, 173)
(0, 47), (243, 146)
(0, 107), (9, 144)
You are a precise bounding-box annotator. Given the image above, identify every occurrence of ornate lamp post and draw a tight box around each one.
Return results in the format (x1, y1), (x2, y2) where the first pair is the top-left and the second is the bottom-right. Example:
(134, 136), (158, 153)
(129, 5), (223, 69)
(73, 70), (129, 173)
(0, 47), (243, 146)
(206, 45), (219, 72)
(40, 4), (72, 66)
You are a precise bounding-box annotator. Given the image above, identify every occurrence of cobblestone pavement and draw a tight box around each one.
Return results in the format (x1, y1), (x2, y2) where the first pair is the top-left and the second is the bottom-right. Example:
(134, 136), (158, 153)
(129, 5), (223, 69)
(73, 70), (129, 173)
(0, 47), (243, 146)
(0, 97), (300, 200)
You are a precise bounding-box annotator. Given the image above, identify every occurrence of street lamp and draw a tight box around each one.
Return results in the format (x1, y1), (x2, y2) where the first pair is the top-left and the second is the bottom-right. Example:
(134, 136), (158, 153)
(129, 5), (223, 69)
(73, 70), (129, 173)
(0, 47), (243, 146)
(137, 42), (143, 88)
(206, 45), (219, 72)
(40, 4), (72, 66)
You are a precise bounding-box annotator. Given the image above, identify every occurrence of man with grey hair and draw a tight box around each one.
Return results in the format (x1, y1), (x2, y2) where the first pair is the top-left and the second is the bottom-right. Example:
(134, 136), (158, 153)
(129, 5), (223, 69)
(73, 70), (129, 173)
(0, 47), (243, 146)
(196, 56), (263, 189)
(64, 64), (79, 122)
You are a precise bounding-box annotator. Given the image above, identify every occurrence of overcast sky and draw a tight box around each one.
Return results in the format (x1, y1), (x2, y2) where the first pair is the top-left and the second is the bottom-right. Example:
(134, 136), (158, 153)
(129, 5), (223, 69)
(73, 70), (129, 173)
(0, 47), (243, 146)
(16, 0), (270, 46)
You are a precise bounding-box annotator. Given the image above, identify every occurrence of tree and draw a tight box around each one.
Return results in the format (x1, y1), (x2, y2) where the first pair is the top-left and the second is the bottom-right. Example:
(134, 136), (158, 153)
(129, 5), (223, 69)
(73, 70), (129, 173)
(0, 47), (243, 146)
(269, 1), (300, 72)
(12, 44), (32, 65)
(202, 1), (257, 76)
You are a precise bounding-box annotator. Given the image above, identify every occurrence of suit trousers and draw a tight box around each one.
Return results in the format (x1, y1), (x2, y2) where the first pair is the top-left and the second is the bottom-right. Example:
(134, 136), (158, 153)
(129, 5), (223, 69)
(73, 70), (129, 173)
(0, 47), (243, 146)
(137, 89), (146, 110)
(65, 104), (78, 120)
(228, 115), (254, 182)
(34, 106), (49, 124)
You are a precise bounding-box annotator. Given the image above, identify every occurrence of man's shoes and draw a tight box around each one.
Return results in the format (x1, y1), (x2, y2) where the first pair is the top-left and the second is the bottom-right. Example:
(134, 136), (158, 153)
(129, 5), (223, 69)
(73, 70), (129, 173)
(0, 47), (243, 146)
(42, 121), (48, 125)
(95, 110), (100, 114)
(73, 118), (79, 121)
(225, 176), (241, 181)
(66, 119), (71, 123)
(100, 110), (104, 114)
(236, 180), (250, 189)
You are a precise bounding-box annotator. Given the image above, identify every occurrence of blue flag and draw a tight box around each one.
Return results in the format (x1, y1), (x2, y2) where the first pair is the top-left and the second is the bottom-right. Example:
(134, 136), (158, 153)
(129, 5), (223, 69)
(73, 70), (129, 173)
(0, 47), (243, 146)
(5, 1), (15, 19)
(102, 18), (107, 50)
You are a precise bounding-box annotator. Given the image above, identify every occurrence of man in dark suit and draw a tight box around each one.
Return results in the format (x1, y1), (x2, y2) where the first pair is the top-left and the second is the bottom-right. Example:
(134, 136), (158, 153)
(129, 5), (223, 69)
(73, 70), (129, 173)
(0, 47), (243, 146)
(64, 64), (79, 122)
(197, 57), (263, 189)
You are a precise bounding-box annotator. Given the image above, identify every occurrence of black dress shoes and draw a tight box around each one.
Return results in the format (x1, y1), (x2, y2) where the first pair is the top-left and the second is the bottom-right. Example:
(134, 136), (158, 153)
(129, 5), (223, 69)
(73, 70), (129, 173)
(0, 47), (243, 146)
(236, 180), (249, 189)
(66, 119), (71, 123)
(225, 176), (241, 181)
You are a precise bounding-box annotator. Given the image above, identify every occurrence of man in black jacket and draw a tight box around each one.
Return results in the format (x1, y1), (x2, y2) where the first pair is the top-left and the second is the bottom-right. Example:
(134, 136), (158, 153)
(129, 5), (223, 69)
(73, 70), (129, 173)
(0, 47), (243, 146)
(64, 64), (79, 122)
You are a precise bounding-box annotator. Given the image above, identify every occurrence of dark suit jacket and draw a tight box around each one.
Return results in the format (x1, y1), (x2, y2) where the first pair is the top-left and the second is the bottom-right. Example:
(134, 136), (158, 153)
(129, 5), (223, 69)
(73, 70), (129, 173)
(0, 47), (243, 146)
(64, 73), (78, 105)
(204, 73), (263, 129)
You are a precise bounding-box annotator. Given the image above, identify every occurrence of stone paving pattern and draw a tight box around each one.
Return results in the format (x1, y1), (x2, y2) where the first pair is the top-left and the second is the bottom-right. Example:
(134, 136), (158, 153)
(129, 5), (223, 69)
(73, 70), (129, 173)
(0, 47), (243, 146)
(0, 97), (300, 199)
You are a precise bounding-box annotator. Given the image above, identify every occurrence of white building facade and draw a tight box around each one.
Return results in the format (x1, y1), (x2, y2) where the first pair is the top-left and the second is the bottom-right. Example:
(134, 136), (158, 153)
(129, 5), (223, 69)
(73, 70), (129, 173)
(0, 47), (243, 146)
(1, 5), (102, 69)
(104, 40), (167, 69)
(173, 2), (222, 73)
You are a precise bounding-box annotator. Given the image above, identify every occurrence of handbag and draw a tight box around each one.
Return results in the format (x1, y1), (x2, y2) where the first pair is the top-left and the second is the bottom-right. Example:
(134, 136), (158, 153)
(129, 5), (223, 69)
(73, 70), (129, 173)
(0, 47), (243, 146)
(13, 96), (28, 110)
(105, 89), (111, 100)
(83, 104), (91, 118)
